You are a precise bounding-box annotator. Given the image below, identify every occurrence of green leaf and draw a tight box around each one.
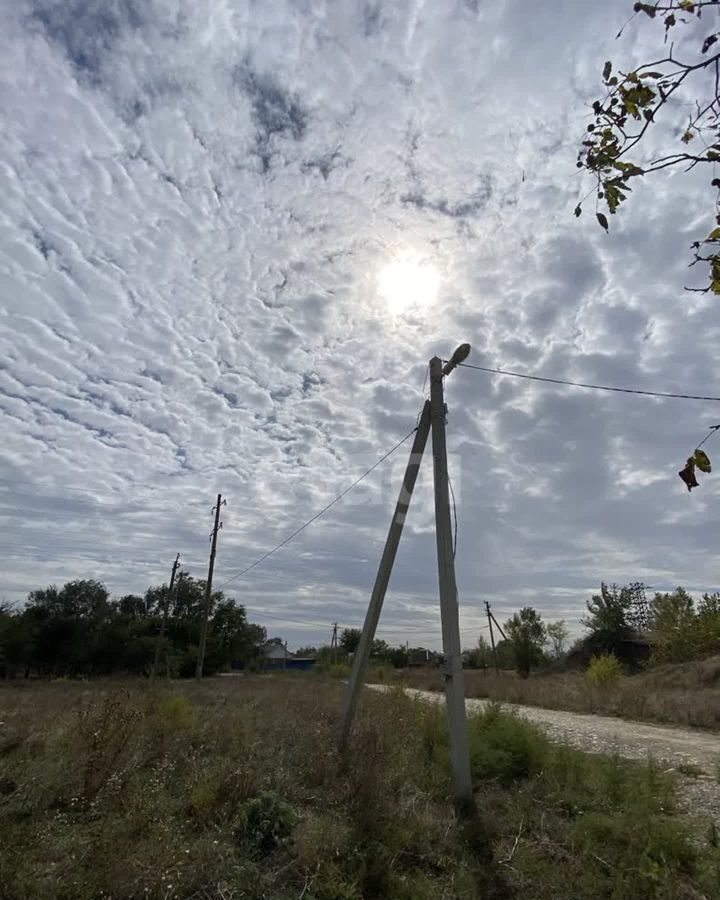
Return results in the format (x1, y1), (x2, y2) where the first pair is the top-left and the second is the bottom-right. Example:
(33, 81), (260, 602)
(678, 0), (694, 10)
(708, 228), (720, 240)
(574, 204), (582, 218)
(603, 60), (612, 81)
(682, 131), (694, 144)
(596, 212), (609, 232)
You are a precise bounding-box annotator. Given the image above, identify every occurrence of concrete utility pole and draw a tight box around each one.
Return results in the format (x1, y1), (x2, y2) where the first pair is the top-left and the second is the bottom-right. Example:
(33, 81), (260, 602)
(490, 609), (507, 642)
(338, 400), (432, 749)
(151, 553), (180, 681)
(331, 622), (338, 664)
(486, 601), (499, 674)
(195, 494), (225, 681)
(429, 353), (474, 809)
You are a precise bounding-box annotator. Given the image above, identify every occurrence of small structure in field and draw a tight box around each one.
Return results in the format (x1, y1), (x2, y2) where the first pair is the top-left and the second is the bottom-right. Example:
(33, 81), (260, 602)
(259, 642), (316, 672)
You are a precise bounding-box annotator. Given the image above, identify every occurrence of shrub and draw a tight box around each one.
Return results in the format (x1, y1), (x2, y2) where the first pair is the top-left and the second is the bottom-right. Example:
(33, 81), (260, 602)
(586, 653), (624, 688)
(236, 792), (298, 855)
(468, 704), (549, 785)
(157, 695), (194, 729)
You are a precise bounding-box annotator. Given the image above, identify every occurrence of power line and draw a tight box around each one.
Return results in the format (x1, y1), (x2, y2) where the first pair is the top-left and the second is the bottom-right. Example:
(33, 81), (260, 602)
(215, 426), (418, 590)
(459, 362), (720, 402)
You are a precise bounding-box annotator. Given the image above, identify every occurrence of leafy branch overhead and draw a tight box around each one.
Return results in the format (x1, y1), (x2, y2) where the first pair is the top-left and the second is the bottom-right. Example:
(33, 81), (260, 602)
(576, 1), (720, 293)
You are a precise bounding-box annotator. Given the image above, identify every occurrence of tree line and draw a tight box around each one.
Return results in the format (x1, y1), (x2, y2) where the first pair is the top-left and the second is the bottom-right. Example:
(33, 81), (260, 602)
(3, 576), (718, 680)
(0, 574), (267, 678)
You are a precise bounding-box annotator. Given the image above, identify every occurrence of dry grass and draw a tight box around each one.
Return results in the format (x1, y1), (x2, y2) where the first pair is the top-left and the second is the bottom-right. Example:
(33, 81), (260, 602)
(0, 674), (719, 899)
(387, 656), (720, 730)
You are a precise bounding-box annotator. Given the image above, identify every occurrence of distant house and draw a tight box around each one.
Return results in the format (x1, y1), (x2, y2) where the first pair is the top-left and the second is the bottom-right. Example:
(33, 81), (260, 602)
(259, 642), (316, 672)
(408, 648), (443, 668)
(262, 642), (292, 663)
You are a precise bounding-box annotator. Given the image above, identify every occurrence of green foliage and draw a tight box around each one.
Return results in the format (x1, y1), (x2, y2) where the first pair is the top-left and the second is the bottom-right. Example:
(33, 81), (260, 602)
(468, 704), (549, 785)
(2, 677), (720, 900)
(0, 575), (266, 679)
(547, 619), (569, 660)
(586, 653), (625, 688)
(157, 695), (194, 729)
(583, 582), (637, 652)
(650, 589), (720, 663)
(340, 627), (361, 654)
(236, 792), (298, 855)
(504, 606), (547, 677)
(577, 1), (720, 294)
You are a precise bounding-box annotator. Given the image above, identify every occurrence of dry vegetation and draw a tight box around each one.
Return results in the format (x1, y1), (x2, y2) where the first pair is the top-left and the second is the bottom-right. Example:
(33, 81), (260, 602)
(1, 674), (720, 899)
(386, 656), (720, 730)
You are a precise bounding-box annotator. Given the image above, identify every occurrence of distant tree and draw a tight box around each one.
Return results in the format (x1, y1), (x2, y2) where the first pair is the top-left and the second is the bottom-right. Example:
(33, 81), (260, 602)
(117, 594), (147, 618)
(504, 607), (547, 678)
(546, 620), (569, 661)
(583, 583), (635, 655)
(697, 592), (720, 656)
(294, 646), (318, 658)
(576, 1), (720, 293)
(28, 580), (109, 619)
(387, 645), (409, 668)
(209, 598), (266, 668)
(649, 588), (697, 661)
(463, 635), (493, 669)
(4, 575), (266, 679)
(340, 628), (362, 654)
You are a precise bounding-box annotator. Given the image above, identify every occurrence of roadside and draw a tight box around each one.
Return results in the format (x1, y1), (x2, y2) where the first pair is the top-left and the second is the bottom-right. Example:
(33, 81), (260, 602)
(368, 684), (720, 827)
(380, 658), (720, 731)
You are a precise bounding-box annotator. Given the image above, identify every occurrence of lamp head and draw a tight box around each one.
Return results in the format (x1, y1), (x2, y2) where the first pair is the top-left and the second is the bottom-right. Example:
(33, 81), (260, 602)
(442, 343), (471, 376)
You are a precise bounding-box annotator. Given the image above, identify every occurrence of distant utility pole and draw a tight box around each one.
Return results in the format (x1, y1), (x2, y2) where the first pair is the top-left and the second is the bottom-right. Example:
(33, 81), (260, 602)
(485, 601), (498, 674)
(195, 494), (226, 681)
(331, 622), (338, 664)
(490, 608), (507, 643)
(338, 344), (477, 817)
(151, 552), (180, 681)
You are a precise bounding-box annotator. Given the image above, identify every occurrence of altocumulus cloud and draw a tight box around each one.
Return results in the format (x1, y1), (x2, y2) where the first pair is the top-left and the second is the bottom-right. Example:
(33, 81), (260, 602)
(1, 0), (719, 649)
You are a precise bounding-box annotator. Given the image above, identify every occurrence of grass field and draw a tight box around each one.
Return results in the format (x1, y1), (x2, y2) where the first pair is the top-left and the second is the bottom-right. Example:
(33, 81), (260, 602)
(1, 674), (719, 899)
(382, 656), (720, 731)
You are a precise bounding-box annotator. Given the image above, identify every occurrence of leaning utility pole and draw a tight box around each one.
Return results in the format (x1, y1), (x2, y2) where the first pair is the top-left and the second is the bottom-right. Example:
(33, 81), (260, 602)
(338, 344), (476, 815)
(429, 353), (473, 809)
(485, 601), (498, 675)
(338, 400), (432, 748)
(195, 494), (225, 681)
(490, 609), (507, 642)
(151, 552), (180, 681)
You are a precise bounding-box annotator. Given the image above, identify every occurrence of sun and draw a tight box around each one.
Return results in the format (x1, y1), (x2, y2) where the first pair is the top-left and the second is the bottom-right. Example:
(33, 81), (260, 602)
(377, 255), (441, 315)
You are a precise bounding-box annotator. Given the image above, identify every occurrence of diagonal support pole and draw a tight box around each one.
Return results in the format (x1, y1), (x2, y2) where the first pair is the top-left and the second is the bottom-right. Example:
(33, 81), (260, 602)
(337, 400), (432, 749)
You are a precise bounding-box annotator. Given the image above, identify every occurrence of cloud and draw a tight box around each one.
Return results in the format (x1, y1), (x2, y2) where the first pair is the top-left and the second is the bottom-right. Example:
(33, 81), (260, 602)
(1, 0), (719, 650)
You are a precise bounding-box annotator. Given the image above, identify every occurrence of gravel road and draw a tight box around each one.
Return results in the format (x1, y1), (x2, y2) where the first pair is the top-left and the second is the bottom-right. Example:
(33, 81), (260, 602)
(367, 684), (720, 826)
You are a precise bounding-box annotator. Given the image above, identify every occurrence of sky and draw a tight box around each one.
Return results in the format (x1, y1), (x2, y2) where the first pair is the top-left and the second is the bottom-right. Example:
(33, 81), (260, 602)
(2, 0), (720, 652)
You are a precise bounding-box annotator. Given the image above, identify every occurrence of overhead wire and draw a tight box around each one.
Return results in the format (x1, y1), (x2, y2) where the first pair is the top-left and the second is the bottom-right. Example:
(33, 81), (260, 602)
(215, 424), (419, 590)
(695, 424), (720, 450)
(458, 362), (720, 402)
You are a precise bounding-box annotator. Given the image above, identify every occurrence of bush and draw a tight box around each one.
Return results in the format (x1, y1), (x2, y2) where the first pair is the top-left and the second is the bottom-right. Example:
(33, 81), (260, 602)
(586, 653), (624, 688)
(468, 704), (549, 785)
(236, 792), (298, 855)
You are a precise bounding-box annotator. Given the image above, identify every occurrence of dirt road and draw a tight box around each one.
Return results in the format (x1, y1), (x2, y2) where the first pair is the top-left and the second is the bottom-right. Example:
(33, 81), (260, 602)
(368, 684), (720, 825)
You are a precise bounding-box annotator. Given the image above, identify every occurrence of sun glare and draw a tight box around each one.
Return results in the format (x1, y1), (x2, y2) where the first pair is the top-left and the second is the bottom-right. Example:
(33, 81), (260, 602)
(377, 255), (440, 315)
